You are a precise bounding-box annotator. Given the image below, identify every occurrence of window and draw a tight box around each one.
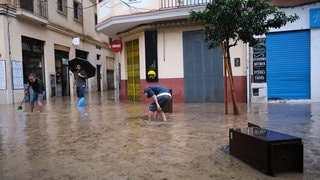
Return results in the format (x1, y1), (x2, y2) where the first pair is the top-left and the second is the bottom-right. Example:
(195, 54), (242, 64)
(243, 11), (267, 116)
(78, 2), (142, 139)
(57, 0), (67, 15)
(20, 0), (34, 12)
(73, 1), (82, 21)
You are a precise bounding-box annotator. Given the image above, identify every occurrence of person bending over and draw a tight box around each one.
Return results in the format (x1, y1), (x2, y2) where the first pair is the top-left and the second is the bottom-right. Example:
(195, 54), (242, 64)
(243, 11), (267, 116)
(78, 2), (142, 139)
(25, 73), (45, 112)
(144, 85), (172, 121)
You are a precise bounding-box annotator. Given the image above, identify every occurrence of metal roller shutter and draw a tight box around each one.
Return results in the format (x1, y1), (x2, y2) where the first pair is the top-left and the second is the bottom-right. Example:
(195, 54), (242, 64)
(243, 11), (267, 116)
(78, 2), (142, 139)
(183, 30), (224, 103)
(266, 30), (310, 100)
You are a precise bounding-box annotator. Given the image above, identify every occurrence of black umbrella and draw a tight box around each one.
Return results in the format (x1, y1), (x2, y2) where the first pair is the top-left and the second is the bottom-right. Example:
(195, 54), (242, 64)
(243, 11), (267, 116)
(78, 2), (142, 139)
(69, 57), (96, 78)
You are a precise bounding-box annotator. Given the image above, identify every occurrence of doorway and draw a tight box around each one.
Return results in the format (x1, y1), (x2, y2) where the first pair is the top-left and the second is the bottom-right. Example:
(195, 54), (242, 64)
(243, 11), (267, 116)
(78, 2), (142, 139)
(107, 69), (115, 90)
(55, 50), (70, 96)
(182, 30), (224, 102)
(97, 65), (101, 91)
(22, 36), (45, 90)
(126, 39), (140, 101)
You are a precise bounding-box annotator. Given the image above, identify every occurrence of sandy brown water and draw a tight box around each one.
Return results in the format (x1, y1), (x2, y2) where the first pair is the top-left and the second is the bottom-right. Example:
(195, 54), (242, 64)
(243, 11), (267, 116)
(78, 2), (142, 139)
(0, 92), (319, 179)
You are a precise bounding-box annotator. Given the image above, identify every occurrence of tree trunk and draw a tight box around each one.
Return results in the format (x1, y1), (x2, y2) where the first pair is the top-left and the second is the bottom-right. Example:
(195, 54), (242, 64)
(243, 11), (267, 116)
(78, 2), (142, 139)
(221, 42), (240, 115)
(224, 57), (228, 114)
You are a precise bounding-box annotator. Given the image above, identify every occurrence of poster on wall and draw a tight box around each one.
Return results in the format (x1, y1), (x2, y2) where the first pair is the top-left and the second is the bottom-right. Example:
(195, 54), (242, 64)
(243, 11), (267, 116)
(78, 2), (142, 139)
(11, 61), (24, 89)
(0, 60), (6, 90)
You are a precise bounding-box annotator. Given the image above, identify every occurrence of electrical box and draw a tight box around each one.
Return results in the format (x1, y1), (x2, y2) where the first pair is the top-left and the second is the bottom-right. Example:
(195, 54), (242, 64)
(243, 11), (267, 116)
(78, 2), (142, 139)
(251, 83), (267, 103)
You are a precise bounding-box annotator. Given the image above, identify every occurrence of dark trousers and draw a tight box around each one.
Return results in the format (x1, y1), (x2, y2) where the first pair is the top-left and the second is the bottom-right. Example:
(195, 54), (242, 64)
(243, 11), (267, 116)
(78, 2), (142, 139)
(76, 86), (85, 98)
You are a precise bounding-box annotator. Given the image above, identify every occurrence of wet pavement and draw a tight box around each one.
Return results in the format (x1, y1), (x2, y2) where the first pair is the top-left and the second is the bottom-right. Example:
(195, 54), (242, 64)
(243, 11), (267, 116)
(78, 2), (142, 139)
(0, 91), (319, 180)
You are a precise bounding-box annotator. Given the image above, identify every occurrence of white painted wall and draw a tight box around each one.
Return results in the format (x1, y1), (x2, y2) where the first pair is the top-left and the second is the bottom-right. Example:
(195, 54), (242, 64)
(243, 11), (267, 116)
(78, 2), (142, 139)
(270, 5), (311, 32)
(230, 42), (247, 76)
(119, 25), (247, 81)
(158, 29), (184, 79)
(310, 28), (320, 101)
(98, 0), (159, 22)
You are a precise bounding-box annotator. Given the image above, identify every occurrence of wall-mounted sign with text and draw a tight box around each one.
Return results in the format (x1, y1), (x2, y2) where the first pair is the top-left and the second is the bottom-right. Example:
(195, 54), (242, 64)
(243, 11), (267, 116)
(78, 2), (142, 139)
(310, 8), (320, 28)
(253, 42), (266, 83)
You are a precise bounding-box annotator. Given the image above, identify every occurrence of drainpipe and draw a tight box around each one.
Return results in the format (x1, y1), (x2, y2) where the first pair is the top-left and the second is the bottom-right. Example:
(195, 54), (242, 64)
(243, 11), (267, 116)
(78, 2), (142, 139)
(246, 43), (251, 105)
(81, 0), (84, 46)
(163, 30), (165, 62)
(5, 4), (14, 104)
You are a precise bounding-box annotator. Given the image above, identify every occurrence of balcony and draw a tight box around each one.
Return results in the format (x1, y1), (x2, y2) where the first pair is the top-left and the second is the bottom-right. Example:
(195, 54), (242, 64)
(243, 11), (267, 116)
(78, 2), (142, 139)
(96, 0), (211, 38)
(15, 0), (48, 25)
(160, 0), (212, 8)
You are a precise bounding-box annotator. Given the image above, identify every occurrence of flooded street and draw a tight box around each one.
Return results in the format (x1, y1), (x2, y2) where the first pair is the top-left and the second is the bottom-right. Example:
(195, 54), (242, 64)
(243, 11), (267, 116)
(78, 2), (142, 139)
(0, 92), (319, 180)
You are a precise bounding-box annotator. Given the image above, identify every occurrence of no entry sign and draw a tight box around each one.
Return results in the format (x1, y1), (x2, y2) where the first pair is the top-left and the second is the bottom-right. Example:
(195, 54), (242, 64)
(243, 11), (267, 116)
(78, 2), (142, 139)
(111, 40), (122, 52)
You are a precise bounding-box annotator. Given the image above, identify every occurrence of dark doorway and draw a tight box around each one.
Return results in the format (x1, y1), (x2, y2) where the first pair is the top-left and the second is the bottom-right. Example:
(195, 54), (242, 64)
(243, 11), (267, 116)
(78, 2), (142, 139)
(97, 65), (101, 91)
(107, 70), (115, 90)
(55, 50), (70, 96)
(22, 36), (45, 88)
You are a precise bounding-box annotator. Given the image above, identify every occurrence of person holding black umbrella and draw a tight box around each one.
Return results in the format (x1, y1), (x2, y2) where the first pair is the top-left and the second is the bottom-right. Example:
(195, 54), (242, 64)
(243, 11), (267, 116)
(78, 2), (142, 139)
(73, 63), (87, 99)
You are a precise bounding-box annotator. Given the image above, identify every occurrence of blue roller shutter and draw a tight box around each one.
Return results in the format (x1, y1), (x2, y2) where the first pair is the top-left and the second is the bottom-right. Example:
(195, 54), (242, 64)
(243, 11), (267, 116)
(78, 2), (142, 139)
(266, 30), (310, 100)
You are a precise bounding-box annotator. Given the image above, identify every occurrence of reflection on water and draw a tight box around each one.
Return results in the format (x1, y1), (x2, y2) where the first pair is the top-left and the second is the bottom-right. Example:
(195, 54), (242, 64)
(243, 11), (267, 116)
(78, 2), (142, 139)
(0, 92), (319, 179)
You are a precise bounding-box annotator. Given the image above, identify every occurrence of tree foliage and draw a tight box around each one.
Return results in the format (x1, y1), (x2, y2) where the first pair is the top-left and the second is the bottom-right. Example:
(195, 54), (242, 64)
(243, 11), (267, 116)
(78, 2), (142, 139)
(189, 0), (299, 48)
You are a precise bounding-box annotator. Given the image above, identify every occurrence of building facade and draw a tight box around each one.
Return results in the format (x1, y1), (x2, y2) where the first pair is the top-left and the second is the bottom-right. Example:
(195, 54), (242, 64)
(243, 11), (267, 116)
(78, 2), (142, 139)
(96, 0), (248, 103)
(0, 0), (114, 104)
(251, 0), (320, 102)
(95, 0), (320, 104)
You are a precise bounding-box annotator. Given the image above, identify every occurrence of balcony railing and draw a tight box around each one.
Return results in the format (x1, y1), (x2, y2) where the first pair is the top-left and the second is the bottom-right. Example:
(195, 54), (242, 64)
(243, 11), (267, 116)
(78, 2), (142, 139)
(160, 0), (212, 9)
(15, 0), (48, 19)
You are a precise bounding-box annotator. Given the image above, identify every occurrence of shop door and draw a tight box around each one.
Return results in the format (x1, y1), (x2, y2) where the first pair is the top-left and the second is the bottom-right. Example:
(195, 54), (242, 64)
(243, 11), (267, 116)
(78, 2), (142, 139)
(126, 39), (140, 101)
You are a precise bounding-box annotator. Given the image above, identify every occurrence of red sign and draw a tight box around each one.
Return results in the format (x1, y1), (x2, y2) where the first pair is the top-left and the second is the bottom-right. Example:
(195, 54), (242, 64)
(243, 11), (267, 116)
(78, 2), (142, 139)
(111, 40), (122, 52)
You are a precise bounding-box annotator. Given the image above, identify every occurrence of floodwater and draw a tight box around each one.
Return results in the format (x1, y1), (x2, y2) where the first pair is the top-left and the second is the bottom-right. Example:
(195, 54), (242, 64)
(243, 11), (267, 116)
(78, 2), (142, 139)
(0, 91), (319, 180)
